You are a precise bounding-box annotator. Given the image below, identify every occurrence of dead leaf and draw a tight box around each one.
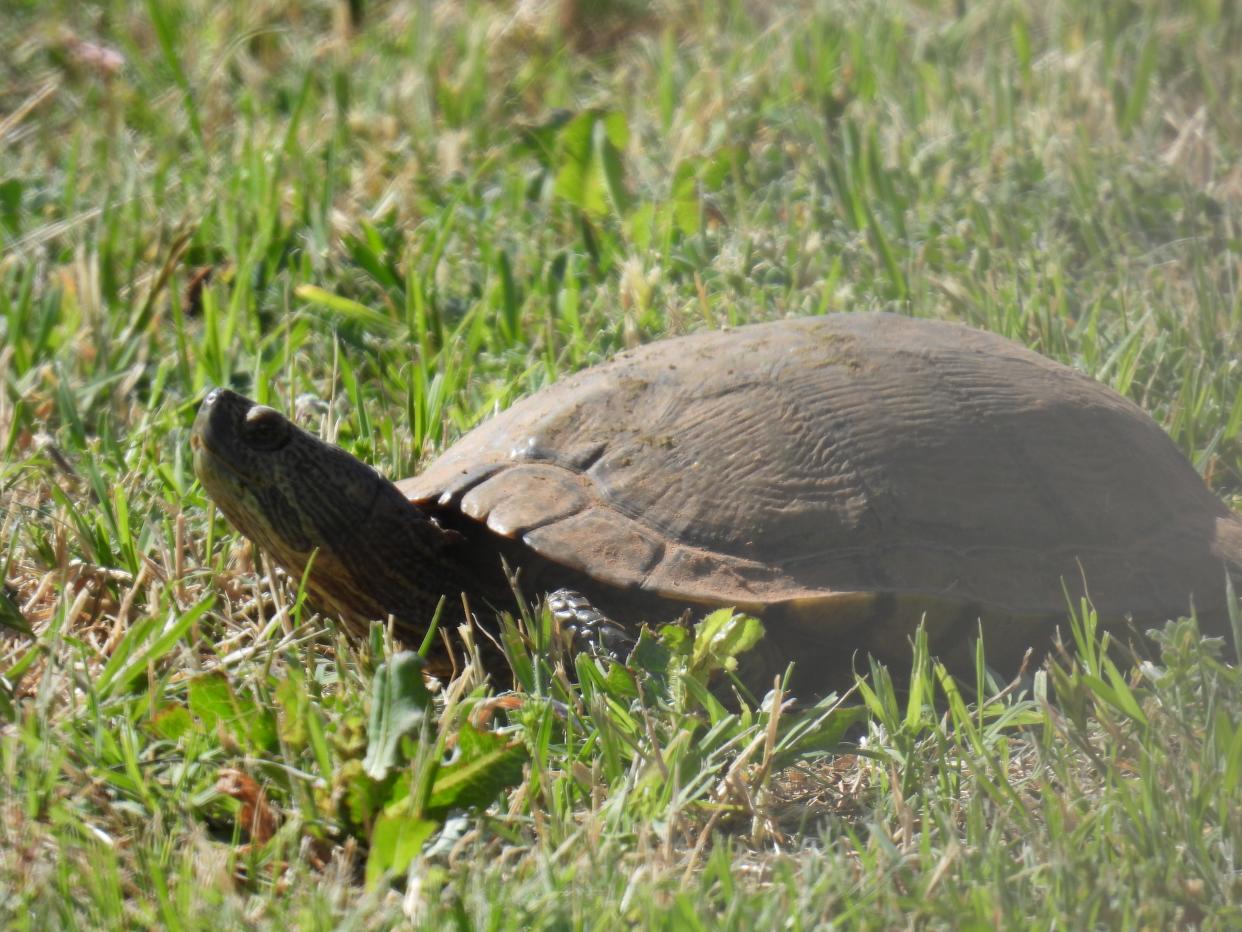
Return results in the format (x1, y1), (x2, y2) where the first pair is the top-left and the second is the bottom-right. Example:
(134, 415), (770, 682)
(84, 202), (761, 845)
(216, 768), (278, 845)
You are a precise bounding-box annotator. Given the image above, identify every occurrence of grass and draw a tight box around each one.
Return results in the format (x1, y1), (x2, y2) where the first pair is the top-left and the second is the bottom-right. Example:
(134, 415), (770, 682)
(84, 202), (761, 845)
(2, 0), (1242, 926)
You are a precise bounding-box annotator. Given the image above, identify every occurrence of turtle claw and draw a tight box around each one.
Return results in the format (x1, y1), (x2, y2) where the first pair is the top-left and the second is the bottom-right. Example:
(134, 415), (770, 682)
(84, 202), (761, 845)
(546, 588), (634, 660)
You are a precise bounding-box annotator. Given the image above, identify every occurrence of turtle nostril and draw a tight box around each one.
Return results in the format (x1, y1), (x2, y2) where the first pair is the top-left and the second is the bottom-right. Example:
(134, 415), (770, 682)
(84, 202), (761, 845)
(204, 389), (221, 407)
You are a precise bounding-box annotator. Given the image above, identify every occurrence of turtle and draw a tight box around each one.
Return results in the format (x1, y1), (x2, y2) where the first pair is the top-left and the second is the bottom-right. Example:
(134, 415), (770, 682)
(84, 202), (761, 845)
(190, 312), (1242, 689)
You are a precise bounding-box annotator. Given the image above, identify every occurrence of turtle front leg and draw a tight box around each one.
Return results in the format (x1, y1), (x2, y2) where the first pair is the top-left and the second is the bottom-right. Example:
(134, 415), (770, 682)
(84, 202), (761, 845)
(546, 589), (634, 659)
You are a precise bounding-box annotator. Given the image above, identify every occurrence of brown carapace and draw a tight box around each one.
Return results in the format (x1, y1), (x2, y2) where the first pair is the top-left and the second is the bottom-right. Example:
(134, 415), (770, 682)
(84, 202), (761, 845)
(192, 313), (1242, 689)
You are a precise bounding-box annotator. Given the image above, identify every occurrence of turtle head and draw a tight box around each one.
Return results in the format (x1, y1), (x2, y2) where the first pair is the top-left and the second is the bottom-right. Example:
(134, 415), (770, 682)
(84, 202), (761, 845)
(191, 388), (391, 565)
(192, 388), (472, 632)
(192, 388), (459, 630)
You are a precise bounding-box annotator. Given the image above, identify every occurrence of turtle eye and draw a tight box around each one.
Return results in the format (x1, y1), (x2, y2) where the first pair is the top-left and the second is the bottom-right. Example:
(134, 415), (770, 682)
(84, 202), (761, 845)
(242, 405), (291, 452)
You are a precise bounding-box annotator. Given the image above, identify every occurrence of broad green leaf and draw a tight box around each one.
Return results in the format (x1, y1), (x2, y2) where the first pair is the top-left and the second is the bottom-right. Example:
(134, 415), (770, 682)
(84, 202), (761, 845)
(626, 201), (656, 251)
(188, 673), (232, 730)
(670, 160), (701, 236)
(552, 111), (598, 213)
(700, 147), (739, 190)
(188, 672), (279, 751)
(426, 722), (526, 812)
(275, 676), (308, 748)
(150, 705), (193, 742)
(600, 110), (630, 150)
(552, 110), (631, 219)
(328, 759), (398, 832)
(595, 117), (632, 217)
(690, 610), (765, 678)
(363, 651), (431, 779)
(656, 623), (691, 655)
(576, 651), (638, 700)
(630, 626), (675, 676)
(366, 810), (438, 887)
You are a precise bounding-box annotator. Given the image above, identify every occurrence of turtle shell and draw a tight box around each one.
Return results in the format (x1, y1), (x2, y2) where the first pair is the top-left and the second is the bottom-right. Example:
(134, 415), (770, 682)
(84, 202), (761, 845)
(399, 313), (1242, 643)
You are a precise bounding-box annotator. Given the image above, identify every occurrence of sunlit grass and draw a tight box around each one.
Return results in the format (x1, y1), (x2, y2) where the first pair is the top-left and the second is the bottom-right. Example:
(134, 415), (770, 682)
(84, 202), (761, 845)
(2, 0), (1242, 926)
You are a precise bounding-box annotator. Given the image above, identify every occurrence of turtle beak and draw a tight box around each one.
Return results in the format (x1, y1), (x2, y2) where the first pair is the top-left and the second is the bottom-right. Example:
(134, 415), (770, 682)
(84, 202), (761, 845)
(190, 389), (221, 452)
(192, 388), (260, 480)
(193, 387), (229, 451)
(197, 387), (242, 416)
